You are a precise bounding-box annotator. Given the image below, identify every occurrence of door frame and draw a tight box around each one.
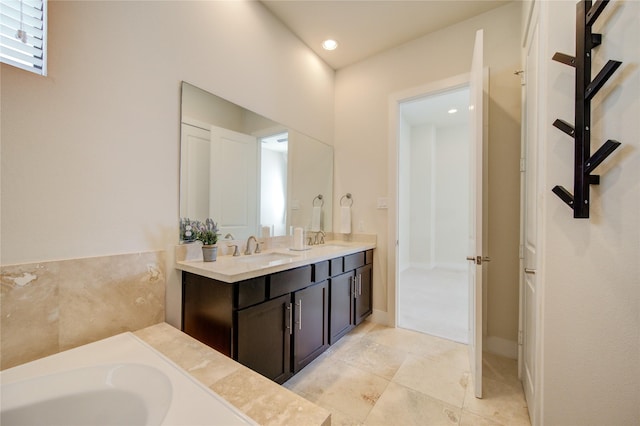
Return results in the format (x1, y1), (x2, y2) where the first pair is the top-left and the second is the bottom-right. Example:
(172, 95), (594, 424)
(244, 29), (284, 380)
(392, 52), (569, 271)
(518, 0), (547, 423)
(387, 72), (471, 329)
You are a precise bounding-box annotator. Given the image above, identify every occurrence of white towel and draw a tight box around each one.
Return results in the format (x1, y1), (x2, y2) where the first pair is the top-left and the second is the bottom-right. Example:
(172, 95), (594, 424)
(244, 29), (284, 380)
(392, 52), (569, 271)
(340, 206), (352, 234)
(310, 206), (321, 232)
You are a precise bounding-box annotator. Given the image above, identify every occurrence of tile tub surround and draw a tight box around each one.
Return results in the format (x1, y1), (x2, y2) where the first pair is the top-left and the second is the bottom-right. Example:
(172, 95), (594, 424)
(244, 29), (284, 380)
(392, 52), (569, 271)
(1, 251), (165, 370)
(135, 322), (331, 426)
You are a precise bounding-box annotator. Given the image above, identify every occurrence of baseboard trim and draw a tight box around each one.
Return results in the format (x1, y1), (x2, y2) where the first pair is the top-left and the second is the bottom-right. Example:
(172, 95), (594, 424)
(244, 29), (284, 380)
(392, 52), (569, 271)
(485, 335), (518, 359)
(370, 309), (389, 326)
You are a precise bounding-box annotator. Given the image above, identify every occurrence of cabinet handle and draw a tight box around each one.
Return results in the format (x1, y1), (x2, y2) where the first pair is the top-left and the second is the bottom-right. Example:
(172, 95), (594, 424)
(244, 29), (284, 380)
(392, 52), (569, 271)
(296, 299), (302, 330)
(350, 276), (356, 298)
(358, 274), (362, 295)
(287, 303), (293, 335)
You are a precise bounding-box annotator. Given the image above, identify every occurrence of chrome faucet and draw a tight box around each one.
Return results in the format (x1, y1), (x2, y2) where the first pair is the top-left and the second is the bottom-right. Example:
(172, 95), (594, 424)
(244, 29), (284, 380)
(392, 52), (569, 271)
(244, 236), (257, 255)
(227, 244), (240, 256)
(314, 230), (326, 245)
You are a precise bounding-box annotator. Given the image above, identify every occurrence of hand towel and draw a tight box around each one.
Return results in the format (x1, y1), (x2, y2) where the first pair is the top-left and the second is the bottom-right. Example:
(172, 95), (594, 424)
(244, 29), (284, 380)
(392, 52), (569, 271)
(340, 206), (352, 234)
(310, 206), (321, 232)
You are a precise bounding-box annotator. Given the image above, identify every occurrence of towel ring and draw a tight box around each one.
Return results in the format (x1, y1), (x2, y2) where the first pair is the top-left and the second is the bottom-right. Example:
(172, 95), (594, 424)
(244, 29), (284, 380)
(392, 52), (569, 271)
(313, 194), (324, 207)
(340, 193), (353, 207)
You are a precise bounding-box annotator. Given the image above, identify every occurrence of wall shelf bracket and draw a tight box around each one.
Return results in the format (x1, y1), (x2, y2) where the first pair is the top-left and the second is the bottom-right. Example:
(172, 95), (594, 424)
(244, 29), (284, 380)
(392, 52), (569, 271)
(551, 0), (623, 218)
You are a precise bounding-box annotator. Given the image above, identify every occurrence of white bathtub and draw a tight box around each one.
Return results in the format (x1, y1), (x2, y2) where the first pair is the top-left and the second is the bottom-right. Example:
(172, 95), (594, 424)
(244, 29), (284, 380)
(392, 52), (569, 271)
(0, 332), (256, 426)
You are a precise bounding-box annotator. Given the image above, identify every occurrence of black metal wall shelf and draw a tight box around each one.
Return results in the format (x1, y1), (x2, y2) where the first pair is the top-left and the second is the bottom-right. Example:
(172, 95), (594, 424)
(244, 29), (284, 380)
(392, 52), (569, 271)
(551, 0), (622, 218)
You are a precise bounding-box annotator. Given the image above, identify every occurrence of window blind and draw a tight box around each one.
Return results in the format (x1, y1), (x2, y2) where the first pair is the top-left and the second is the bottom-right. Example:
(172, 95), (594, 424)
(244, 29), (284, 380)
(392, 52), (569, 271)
(0, 0), (46, 75)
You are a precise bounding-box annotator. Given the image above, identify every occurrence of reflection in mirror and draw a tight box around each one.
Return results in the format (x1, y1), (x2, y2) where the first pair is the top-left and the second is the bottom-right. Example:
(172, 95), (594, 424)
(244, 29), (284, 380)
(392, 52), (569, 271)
(260, 132), (288, 237)
(180, 82), (333, 241)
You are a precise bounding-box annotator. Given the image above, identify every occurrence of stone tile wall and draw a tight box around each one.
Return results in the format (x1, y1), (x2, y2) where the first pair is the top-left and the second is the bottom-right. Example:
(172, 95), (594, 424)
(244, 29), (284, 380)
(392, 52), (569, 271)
(0, 251), (165, 370)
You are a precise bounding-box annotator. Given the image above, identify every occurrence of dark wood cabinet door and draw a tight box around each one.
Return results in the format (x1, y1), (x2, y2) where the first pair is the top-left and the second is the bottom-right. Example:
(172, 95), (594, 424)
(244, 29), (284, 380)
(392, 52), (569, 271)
(293, 280), (329, 373)
(329, 272), (355, 344)
(182, 272), (233, 357)
(237, 294), (292, 383)
(355, 264), (372, 325)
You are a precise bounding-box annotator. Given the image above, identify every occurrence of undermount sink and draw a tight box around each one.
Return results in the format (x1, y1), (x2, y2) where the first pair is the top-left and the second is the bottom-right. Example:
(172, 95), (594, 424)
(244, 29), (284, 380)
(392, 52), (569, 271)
(236, 252), (298, 265)
(317, 243), (350, 249)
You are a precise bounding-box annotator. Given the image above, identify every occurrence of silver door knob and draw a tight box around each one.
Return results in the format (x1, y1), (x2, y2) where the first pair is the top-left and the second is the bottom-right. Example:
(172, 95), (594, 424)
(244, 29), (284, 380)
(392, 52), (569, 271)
(466, 256), (491, 265)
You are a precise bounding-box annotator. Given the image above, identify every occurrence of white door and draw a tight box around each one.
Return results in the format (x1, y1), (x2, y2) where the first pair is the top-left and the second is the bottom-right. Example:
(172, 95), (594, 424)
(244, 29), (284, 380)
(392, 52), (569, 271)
(520, 9), (540, 424)
(467, 29), (486, 399)
(180, 124), (212, 220)
(209, 125), (259, 240)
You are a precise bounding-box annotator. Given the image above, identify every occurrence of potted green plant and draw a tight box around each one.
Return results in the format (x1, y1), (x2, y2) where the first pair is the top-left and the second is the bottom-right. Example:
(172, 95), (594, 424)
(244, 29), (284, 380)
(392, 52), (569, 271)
(196, 218), (219, 262)
(179, 218), (198, 243)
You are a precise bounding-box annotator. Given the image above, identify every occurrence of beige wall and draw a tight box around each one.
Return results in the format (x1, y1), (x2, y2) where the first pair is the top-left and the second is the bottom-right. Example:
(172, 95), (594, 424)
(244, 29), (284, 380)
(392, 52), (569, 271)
(334, 2), (522, 352)
(537, 1), (640, 424)
(1, 1), (334, 326)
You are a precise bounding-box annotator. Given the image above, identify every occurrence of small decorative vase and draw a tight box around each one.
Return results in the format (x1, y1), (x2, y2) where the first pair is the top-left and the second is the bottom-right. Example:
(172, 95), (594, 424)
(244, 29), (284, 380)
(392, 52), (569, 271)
(202, 245), (218, 262)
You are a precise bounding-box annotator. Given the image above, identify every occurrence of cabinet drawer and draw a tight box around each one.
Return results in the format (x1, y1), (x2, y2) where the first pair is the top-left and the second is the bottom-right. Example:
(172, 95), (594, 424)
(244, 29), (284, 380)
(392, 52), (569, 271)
(330, 257), (344, 276)
(269, 265), (312, 299)
(313, 261), (329, 283)
(365, 250), (374, 265)
(344, 252), (365, 271)
(235, 276), (267, 309)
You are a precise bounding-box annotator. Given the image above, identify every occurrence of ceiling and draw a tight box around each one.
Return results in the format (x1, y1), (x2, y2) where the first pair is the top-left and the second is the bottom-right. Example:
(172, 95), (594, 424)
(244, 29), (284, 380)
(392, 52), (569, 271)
(401, 85), (469, 128)
(261, 0), (511, 70)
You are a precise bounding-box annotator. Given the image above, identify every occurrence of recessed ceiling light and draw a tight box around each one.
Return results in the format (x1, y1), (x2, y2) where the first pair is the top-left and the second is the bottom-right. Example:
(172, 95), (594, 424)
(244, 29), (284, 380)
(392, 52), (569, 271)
(322, 39), (338, 51)
(448, 108), (458, 114)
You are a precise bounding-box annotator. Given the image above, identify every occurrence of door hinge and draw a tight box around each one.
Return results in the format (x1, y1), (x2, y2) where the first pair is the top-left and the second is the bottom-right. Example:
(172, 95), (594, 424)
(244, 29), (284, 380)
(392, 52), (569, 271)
(519, 244), (524, 259)
(520, 158), (526, 172)
(518, 330), (524, 346)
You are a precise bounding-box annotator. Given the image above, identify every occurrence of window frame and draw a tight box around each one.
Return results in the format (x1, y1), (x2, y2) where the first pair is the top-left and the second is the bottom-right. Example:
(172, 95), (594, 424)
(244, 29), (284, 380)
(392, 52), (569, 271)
(0, 0), (47, 76)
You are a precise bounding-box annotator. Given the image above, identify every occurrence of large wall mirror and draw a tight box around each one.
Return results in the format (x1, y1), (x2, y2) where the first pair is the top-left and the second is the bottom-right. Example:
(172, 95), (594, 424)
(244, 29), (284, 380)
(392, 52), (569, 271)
(180, 82), (333, 241)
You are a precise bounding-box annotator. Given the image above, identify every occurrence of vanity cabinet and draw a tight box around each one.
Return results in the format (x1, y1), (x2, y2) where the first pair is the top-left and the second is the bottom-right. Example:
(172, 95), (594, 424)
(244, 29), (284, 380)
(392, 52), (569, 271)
(237, 274), (329, 383)
(355, 263), (373, 324)
(182, 249), (371, 384)
(292, 280), (329, 373)
(328, 250), (373, 344)
(329, 272), (354, 344)
(237, 293), (291, 383)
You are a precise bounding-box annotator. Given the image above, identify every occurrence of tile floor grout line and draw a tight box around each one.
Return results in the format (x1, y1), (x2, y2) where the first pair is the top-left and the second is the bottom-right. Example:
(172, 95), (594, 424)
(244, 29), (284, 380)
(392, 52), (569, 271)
(361, 374), (393, 425)
(288, 322), (530, 426)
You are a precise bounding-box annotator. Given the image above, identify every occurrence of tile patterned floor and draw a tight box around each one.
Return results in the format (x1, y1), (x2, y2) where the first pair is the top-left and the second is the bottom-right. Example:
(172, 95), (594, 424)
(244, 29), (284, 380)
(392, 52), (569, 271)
(283, 322), (531, 426)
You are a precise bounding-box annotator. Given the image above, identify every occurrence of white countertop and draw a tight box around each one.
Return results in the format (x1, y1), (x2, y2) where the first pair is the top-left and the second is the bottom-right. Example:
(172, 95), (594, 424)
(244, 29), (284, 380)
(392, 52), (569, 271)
(175, 240), (376, 283)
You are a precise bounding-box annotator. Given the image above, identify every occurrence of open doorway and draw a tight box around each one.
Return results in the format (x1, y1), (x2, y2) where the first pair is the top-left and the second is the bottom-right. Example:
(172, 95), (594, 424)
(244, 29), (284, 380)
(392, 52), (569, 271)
(260, 132), (288, 238)
(397, 85), (471, 344)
